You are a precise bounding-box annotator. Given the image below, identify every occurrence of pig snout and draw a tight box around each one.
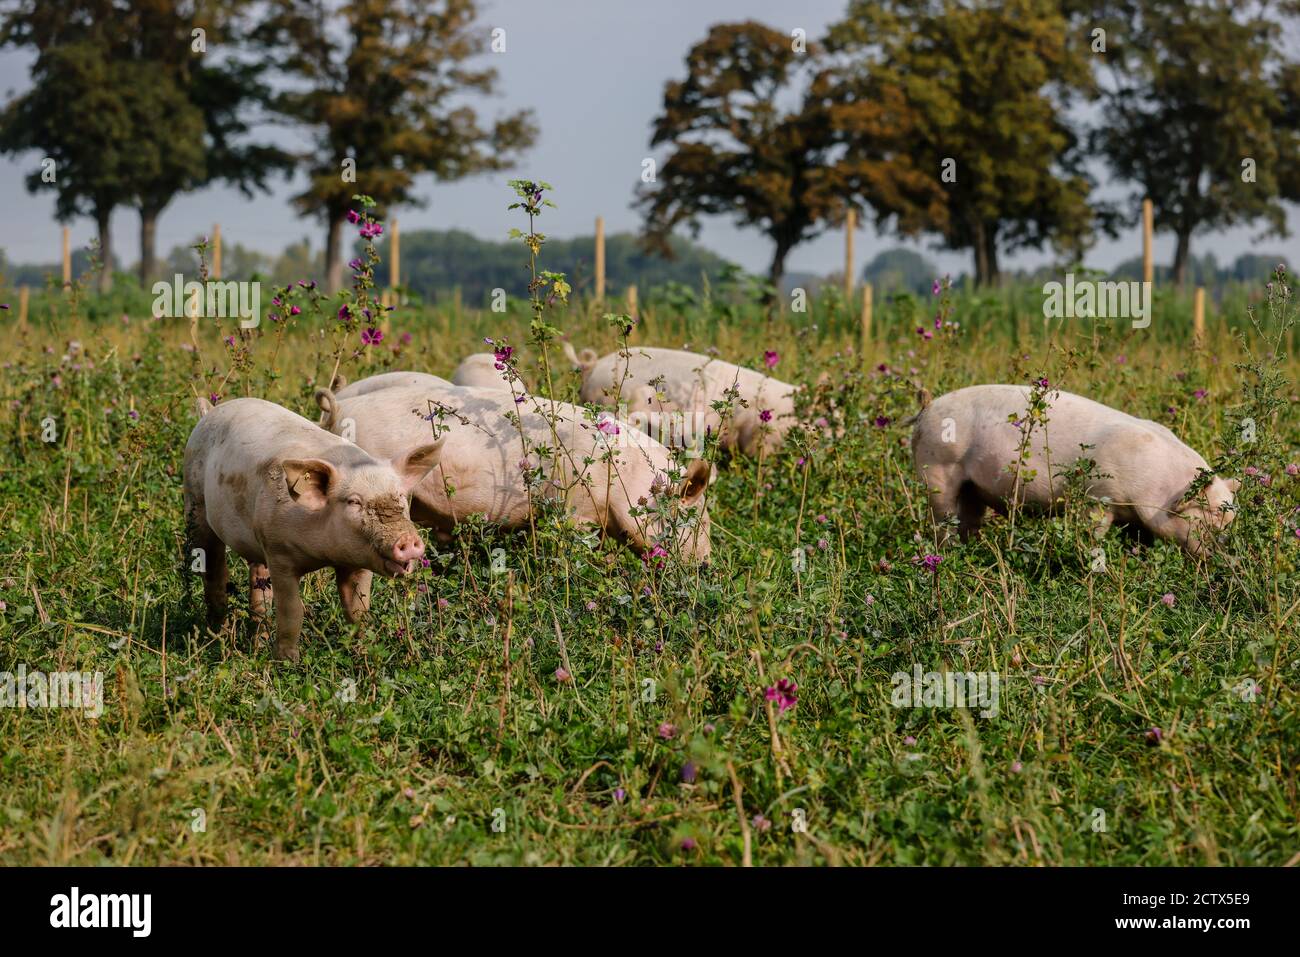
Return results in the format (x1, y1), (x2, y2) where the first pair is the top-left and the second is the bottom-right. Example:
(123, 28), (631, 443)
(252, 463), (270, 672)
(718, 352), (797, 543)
(387, 530), (423, 566)
(384, 529), (425, 575)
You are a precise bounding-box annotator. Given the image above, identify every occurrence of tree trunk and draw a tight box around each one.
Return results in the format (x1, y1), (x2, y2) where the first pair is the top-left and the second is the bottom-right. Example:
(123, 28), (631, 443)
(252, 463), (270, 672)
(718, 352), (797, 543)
(973, 224), (989, 287)
(1172, 228), (1192, 288)
(985, 233), (1000, 287)
(766, 240), (791, 304)
(325, 212), (345, 292)
(972, 222), (1000, 287)
(96, 205), (113, 293)
(139, 205), (160, 287)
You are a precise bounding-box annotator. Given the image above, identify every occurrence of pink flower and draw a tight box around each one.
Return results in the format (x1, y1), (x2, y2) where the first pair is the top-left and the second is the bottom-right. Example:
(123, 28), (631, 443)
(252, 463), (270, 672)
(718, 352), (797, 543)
(1286, 463), (1298, 477)
(759, 409), (772, 423)
(361, 327), (383, 346)
(436, 597), (449, 610)
(1194, 389), (1208, 400)
(764, 350), (779, 369)
(596, 413), (620, 436)
(1161, 593), (1175, 607)
(555, 667), (572, 684)
(346, 210), (361, 224)
(764, 678), (798, 713)
(914, 553), (942, 573)
(657, 722), (676, 740)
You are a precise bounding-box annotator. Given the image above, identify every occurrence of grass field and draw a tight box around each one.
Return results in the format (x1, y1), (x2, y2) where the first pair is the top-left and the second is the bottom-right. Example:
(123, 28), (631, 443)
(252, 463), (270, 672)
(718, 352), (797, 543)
(1, 269), (1297, 866)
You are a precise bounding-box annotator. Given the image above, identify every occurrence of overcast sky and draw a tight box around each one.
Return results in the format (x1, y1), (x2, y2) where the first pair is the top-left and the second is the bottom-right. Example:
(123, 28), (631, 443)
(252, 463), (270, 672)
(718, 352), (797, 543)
(1, 0), (1296, 279)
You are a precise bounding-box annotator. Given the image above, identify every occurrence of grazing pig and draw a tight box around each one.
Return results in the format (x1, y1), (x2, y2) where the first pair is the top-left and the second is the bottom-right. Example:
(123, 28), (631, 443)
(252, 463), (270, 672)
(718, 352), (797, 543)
(911, 384), (1239, 556)
(183, 397), (443, 661)
(451, 353), (512, 390)
(315, 382), (713, 573)
(564, 344), (798, 456)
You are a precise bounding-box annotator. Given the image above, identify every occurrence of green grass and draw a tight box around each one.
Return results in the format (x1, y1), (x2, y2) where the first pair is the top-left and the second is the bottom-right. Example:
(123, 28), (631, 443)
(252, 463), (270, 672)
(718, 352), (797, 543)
(0, 281), (1297, 865)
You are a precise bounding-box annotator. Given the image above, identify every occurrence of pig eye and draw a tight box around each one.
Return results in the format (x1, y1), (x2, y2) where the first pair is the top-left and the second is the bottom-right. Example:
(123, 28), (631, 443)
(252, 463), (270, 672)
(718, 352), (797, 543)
(347, 495), (363, 509)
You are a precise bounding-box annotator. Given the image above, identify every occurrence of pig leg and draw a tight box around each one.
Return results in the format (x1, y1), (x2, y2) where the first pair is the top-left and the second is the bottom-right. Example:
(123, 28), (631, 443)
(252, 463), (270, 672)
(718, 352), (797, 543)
(956, 483), (988, 541)
(193, 522), (229, 629)
(249, 563), (273, 621)
(921, 465), (979, 541)
(336, 567), (373, 624)
(268, 566), (305, 662)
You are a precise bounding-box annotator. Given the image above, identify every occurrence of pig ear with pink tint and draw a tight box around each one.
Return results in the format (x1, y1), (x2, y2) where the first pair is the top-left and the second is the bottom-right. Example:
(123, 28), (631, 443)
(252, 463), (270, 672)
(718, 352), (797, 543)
(281, 458), (337, 509)
(393, 438), (446, 492)
(678, 458), (711, 506)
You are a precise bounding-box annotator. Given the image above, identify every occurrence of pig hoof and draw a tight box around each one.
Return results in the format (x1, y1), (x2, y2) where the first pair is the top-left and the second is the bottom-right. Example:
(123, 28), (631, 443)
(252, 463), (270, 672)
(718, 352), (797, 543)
(272, 641), (301, 663)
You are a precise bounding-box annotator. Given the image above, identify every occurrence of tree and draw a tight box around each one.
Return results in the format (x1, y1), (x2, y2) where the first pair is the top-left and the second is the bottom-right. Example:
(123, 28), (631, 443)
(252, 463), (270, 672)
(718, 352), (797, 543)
(1087, 0), (1300, 286)
(119, 1), (293, 283)
(253, 0), (536, 290)
(639, 21), (942, 293)
(828, 0), (1100, 286)
(861, 248), (938, 295)
(0, 29), (134, 292)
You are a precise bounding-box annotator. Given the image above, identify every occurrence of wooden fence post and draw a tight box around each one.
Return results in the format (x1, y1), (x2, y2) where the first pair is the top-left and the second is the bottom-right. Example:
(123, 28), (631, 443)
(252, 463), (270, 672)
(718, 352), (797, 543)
(1142, 198), (1154, 286)
(391, 218), (400, 294)
(594, 216), (606, 302)
(860, 282), (873, 358)
(844, 206), (856, 303)
(1193, 286), (1205, 344)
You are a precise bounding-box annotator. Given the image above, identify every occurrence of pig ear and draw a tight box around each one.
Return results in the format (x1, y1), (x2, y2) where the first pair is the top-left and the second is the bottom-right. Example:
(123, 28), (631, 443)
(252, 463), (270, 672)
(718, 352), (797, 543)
(678, 458), (711, 506)
(280, 458), (336, 509)
(393, 439), (445, 492)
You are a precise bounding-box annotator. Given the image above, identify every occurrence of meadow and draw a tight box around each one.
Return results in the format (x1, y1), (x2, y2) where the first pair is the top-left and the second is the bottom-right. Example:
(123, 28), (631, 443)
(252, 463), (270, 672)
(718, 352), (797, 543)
(0, 254), (1297, 866)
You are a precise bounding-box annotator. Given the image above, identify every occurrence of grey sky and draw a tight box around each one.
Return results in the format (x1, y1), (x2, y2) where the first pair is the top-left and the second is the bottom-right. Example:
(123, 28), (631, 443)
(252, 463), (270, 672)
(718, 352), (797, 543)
(1, 0), (1295, 278)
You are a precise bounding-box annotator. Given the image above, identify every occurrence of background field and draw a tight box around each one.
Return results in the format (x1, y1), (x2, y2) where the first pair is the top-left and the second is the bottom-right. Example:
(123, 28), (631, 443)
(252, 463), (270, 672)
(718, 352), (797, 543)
(1, 275), (1297, 866)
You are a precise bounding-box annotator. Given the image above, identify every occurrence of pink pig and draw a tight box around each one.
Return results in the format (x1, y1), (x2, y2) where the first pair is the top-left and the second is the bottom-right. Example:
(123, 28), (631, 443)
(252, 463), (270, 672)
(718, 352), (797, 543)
(183, 396), (443, 660)
(911, 384), (1239, 556)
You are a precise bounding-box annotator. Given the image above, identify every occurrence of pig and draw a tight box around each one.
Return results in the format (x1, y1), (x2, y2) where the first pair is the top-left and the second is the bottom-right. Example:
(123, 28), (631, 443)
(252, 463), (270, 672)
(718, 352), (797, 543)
(183, 396), (443, 661)
(314, 382), (713, 583)
(451, 353), (513, 390)
(564, 343), (798, 456)
(910, 384), (1239, 557)
(333, 370), (451, 399)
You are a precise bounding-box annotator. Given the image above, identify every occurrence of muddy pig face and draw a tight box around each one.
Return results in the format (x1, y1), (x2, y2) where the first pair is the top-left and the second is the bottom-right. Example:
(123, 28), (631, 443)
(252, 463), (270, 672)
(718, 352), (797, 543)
(279, 442), (444, 576)
(1176, 476), (1240, 556)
